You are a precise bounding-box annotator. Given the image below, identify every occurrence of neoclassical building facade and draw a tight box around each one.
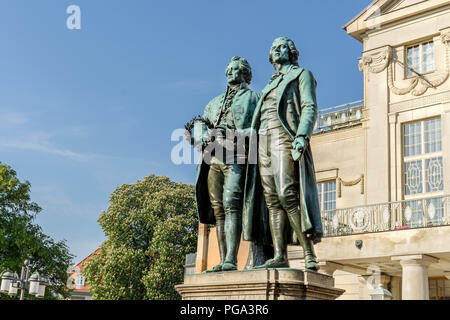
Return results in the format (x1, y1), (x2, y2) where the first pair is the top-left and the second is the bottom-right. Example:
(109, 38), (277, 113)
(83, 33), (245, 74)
(193, 0), (450, 300)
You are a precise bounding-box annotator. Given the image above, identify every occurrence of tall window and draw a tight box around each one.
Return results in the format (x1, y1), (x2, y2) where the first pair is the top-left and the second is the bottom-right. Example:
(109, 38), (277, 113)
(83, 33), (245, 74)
(318, 181), (336, 217)
(403, 118), (444, 227)
(404, 118), (443, 196)
(407, 41), (435, 77)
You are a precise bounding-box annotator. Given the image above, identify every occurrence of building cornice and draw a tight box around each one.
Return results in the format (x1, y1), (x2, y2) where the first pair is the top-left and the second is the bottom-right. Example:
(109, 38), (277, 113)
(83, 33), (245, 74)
(345, 0), (450, 42)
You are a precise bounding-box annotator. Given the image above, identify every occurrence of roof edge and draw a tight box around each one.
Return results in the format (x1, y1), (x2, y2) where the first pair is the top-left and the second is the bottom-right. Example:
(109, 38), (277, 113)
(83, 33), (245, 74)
(343, 0), (382, 30)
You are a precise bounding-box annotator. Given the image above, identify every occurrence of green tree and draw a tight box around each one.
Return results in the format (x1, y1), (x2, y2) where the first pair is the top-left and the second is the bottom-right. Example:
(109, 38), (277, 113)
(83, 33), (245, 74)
(0, 162), (74, 300)
(83, 175), (198, 300)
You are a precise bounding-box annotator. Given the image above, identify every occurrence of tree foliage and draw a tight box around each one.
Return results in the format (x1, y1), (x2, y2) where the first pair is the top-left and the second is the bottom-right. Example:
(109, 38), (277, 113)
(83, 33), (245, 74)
(83, 175), (198, 300)
(0, 162), (74, 300)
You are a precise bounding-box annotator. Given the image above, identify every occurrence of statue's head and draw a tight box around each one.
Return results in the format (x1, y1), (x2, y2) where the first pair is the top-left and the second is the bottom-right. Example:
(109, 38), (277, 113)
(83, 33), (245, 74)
(225, 56), (252, 86)
(269, 37), (299, 67)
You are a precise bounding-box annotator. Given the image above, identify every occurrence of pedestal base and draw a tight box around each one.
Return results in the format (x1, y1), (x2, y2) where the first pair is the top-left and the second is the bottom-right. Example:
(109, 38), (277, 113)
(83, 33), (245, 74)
(175, 268), (345, 300)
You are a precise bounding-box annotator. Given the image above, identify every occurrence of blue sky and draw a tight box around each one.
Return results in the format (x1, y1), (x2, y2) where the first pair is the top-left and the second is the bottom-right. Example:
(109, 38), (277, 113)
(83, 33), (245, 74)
(0, 0), (365, 264)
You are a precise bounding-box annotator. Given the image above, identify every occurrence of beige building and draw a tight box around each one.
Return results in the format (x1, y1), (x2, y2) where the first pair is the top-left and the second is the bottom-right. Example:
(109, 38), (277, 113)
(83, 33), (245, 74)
(193, 0), (450, 300)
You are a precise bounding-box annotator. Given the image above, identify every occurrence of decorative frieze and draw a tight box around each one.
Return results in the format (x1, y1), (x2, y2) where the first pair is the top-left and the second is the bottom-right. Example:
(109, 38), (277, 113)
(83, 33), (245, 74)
(389, 89), (450, 114)
(337, 174), (364, 198)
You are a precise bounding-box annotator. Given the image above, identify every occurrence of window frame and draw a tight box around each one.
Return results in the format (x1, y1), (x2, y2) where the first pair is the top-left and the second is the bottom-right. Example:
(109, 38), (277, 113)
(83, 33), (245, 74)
(75, 274), (85, 287)
(317, 180), (337, 216)
(405, 40), (435, 78)
(402, 117), (443, 200)
(429, 277), (450, 300)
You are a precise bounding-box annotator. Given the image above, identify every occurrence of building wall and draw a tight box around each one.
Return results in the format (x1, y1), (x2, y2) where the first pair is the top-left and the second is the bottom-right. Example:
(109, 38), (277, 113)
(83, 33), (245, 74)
(312, 125), (366, 208)
(67, 248), (100, 300)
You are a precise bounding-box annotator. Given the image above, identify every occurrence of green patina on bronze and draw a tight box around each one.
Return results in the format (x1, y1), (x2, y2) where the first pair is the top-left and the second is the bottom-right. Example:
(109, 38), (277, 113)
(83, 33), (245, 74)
(243, 37), (323, 271)
(194, 56), (261, 272)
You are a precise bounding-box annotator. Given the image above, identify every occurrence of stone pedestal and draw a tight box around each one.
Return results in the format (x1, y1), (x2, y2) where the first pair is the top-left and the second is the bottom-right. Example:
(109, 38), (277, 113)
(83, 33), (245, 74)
(175, 268), (345, 300)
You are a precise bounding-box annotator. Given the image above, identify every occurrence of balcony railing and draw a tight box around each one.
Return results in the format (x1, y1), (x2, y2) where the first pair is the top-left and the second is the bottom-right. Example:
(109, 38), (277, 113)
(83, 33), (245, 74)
(314, 100), (364, 134)
(321, 195), (450, 237)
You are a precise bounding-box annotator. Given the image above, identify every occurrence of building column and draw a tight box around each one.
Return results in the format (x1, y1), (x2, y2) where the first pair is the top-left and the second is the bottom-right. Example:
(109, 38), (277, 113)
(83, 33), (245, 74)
(195, 223), (209, 274)
(392, 254), (439, 300)
(388, 113), (398, 202)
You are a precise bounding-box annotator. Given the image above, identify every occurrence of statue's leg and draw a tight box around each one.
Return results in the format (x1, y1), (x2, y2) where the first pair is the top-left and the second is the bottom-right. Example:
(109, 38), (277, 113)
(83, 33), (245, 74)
(205, 158), (226, 272)
(254, 132), (289, 269)
(252, 210), (288, 269)
(221, 163), (246, 271)
(268, 210), (289, 265)
(276, 131), (319, 271)
(286, 210), (319, 271)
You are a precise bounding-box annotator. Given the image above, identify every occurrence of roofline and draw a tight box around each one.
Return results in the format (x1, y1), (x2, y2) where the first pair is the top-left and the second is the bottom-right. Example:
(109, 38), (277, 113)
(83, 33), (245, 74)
(73, 248), (101, 268)
(342, 0), (381, 30)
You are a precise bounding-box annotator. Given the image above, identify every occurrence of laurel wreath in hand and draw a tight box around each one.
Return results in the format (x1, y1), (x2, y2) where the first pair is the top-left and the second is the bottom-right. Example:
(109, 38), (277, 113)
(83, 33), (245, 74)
(184, 116), (212, 146)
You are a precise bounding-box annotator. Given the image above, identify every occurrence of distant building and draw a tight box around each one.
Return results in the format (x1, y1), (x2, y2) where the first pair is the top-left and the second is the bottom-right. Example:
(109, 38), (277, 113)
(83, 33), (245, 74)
(194, 0), (450, 300)
(67, 248), (100, 300)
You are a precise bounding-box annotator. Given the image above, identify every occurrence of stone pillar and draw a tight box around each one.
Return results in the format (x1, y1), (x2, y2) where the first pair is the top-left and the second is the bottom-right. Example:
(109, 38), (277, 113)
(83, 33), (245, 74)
(392, 254), (439, 300)
(360, 45), (392, 205)
(195, 223), (209, 274)
(388, 113), (399, 202)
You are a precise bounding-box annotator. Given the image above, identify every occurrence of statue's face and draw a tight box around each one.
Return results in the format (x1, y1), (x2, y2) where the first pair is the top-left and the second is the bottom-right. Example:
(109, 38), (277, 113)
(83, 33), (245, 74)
(270, 39), (290, 64)
(226, 61), (244, 85)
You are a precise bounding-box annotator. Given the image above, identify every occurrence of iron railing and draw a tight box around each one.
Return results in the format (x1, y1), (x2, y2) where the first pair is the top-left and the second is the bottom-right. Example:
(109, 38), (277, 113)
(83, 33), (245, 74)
(314, 100), (364, 134)
(321, 194), (450, 237)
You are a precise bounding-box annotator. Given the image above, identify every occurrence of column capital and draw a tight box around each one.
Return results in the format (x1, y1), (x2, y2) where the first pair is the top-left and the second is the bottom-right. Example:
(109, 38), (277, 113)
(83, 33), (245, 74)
(388, 113), (398, 124)
(391, 254), (439, 267)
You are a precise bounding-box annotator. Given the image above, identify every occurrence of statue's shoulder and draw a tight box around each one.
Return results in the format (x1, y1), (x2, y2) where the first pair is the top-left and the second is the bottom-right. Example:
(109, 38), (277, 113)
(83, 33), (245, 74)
(207, 91), (226, 107)
(289, 66), (306, 80)
(245, 88), (261, 101)
(203, 92), (225, 119)
(297, 68), (317, 88)
(296, 67), (316, 81)
(235, 87), (260, 104)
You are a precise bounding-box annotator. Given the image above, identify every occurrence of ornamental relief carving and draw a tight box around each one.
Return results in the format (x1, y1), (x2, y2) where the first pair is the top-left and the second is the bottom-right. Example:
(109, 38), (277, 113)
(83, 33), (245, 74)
(358, 48), (391, 74)
(337, 174), (364, 198)
(359, 32), (450, 97)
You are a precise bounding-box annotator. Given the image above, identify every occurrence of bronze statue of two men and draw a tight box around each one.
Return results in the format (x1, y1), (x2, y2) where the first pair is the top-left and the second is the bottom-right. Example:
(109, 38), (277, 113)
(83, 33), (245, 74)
(193, 37), (323, 272)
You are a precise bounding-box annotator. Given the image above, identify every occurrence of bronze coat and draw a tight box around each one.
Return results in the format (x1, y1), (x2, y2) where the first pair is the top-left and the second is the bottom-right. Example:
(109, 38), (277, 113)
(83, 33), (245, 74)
(243, 66), (323, 244)
(195, 84), (261, 225)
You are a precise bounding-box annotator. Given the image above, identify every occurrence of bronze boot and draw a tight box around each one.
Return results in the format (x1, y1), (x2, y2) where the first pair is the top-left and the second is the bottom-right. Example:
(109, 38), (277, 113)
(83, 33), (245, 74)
(204, 219), (227, 273)
(254, 211), (289, 269)
(287, 211), (319, 272)
(222, 212), (241, 271)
